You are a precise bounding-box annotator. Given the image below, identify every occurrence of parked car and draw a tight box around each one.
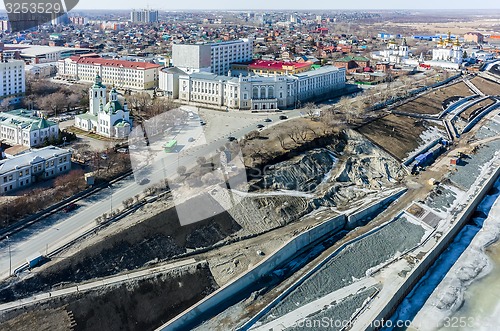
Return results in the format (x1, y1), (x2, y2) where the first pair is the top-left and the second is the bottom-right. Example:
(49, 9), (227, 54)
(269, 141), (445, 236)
(63, 203), (78, 213)
(279, 115), (288, 120)
(264, 118), (272, 122)
(227, 136), (237, 141)
(138, 178), (150, 185)
(188, 137), (195, 142)
(257, 124), (265, 128)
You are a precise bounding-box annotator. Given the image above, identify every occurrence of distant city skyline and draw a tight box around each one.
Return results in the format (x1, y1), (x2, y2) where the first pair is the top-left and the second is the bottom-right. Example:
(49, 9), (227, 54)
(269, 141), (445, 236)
(0, 0), (499, 11)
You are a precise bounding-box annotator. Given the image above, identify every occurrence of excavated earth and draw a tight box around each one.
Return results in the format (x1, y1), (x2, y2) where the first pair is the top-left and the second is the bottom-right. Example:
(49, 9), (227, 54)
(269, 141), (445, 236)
(0, 129), (407, 331)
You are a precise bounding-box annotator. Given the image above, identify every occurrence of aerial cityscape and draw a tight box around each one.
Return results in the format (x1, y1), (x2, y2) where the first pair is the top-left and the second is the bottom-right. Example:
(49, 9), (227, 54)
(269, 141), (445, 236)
(0, 2), (499, 331)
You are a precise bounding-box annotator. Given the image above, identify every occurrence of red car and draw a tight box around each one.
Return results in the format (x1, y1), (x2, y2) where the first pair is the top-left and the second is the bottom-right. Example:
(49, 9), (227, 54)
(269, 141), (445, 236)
(63, 203), (78, 213)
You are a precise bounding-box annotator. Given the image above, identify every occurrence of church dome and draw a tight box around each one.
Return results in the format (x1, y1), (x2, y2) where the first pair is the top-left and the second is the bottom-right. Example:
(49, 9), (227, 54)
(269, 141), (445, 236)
(103, 100), (124, 114)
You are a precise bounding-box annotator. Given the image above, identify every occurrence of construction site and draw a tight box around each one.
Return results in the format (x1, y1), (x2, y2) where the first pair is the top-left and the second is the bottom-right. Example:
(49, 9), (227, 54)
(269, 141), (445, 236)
(0, 66), (499, 331)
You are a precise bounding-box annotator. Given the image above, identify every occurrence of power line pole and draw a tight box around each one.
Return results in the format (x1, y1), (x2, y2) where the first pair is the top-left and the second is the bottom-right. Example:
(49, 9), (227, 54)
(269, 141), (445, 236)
(6, 236), (11, 276)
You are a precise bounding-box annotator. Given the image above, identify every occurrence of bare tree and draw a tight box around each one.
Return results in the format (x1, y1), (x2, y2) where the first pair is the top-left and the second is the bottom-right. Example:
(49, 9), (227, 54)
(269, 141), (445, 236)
(38, 92), (67, 116)
(277, 133), (289, 150)
(287, 126), (301, 143)
(304, 102), (318, 120)
(177, 165), (187, 176)
(0, 97), (13, 112)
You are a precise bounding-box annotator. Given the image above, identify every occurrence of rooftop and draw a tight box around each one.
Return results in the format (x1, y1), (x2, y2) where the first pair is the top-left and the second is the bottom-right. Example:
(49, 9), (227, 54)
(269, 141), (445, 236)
(0, 110), (57, 131)
(0, 146), (71, 175)
(186, 71), (237, 82)
(247, 59), (311, 70)
(4, 44), (91, 56)
(68, 56), (162, 70)
(294, 65), (343, 78)
(336, 55), (371, 63)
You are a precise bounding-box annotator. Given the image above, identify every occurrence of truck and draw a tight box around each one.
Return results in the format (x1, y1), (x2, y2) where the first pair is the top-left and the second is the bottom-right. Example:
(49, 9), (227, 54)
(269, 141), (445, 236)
(26, 252), (43, 269)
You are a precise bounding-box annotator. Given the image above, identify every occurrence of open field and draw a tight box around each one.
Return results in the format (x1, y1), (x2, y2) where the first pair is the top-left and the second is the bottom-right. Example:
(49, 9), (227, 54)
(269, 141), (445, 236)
(459, 98), (496, 121)
(470, 77), (500, 96)
(393, 82), (473, 115)
(375, 18), (500, 36)
(357, 114), (444, 161)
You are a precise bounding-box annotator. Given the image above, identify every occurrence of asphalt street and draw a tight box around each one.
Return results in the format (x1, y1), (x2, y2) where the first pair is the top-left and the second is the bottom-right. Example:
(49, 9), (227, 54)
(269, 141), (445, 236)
(0, 106), (304, 280)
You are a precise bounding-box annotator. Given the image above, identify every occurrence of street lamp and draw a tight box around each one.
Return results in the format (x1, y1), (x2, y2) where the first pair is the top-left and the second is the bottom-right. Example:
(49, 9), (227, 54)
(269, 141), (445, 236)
(6, 236), (11, 277)
(108, 185), (113, 215)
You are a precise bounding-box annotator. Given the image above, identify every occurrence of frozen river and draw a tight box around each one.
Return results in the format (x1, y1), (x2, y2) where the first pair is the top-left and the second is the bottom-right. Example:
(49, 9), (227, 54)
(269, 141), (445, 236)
(387, 178), (500, 331)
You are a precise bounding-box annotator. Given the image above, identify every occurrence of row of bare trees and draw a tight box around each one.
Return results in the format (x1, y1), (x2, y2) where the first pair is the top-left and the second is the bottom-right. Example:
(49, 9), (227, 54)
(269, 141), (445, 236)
(0, 170), (87, 228)
(126, 92), (177, 121)
(3, 75), (92, 115)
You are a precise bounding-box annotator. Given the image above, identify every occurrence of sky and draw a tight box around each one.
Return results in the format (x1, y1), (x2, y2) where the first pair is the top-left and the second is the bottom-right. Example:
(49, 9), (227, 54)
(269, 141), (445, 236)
(74, 0), (499, 10)
(0, 0), (499, 11)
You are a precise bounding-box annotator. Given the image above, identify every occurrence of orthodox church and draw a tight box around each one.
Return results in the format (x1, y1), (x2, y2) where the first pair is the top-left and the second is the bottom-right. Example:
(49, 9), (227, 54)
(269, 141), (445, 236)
(431, 32), (463, 65)
(371, 38), (409, 64)
(74, 74), (131, 139)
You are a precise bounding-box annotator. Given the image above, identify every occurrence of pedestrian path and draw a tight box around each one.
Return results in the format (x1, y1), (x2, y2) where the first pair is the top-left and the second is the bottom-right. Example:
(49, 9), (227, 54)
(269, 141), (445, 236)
(0, 258), (200, 312)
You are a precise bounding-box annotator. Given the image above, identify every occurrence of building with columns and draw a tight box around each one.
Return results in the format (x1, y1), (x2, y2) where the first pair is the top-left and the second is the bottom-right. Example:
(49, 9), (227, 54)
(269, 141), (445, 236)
(74, 74), (131, 138)
(178, 66), (345, 111)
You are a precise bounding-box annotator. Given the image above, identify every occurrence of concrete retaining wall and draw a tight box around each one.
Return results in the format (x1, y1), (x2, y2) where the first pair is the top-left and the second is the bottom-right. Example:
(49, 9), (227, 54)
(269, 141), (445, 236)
(403, 138), (444, 166)
(462, 101), (500, 134)
(157, 214), (347, 331)
(367, 164), (500, 330)
(238, 194), (411, 331)
(346, 188), (407, 230)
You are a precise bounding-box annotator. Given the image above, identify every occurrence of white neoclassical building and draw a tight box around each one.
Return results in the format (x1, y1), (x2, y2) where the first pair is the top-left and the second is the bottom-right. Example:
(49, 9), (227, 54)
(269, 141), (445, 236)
(0, 146), (72, 194)
(0, 109), (59, 147)
(75, 74), (131, 138)
(178, 66), (346, 111)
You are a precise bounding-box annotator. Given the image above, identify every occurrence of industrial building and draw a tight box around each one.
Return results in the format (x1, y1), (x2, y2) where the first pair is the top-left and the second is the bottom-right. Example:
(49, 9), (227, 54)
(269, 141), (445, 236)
(2, 44), (92, 64)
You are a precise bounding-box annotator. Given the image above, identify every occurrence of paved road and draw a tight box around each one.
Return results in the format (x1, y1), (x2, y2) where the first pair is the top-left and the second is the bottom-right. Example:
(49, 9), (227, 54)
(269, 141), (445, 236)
(0, 106), (304, 281)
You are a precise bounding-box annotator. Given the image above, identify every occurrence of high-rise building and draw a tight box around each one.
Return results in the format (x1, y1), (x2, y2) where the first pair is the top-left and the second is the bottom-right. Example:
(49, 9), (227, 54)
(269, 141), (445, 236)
(0, 20), (11, 32)
(172, 39), (253, 76)
(51, 12), (69, 26)
(69, 16), (88, 25)
(130, 9), (159, 24)
(0, 58), (25, 104)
